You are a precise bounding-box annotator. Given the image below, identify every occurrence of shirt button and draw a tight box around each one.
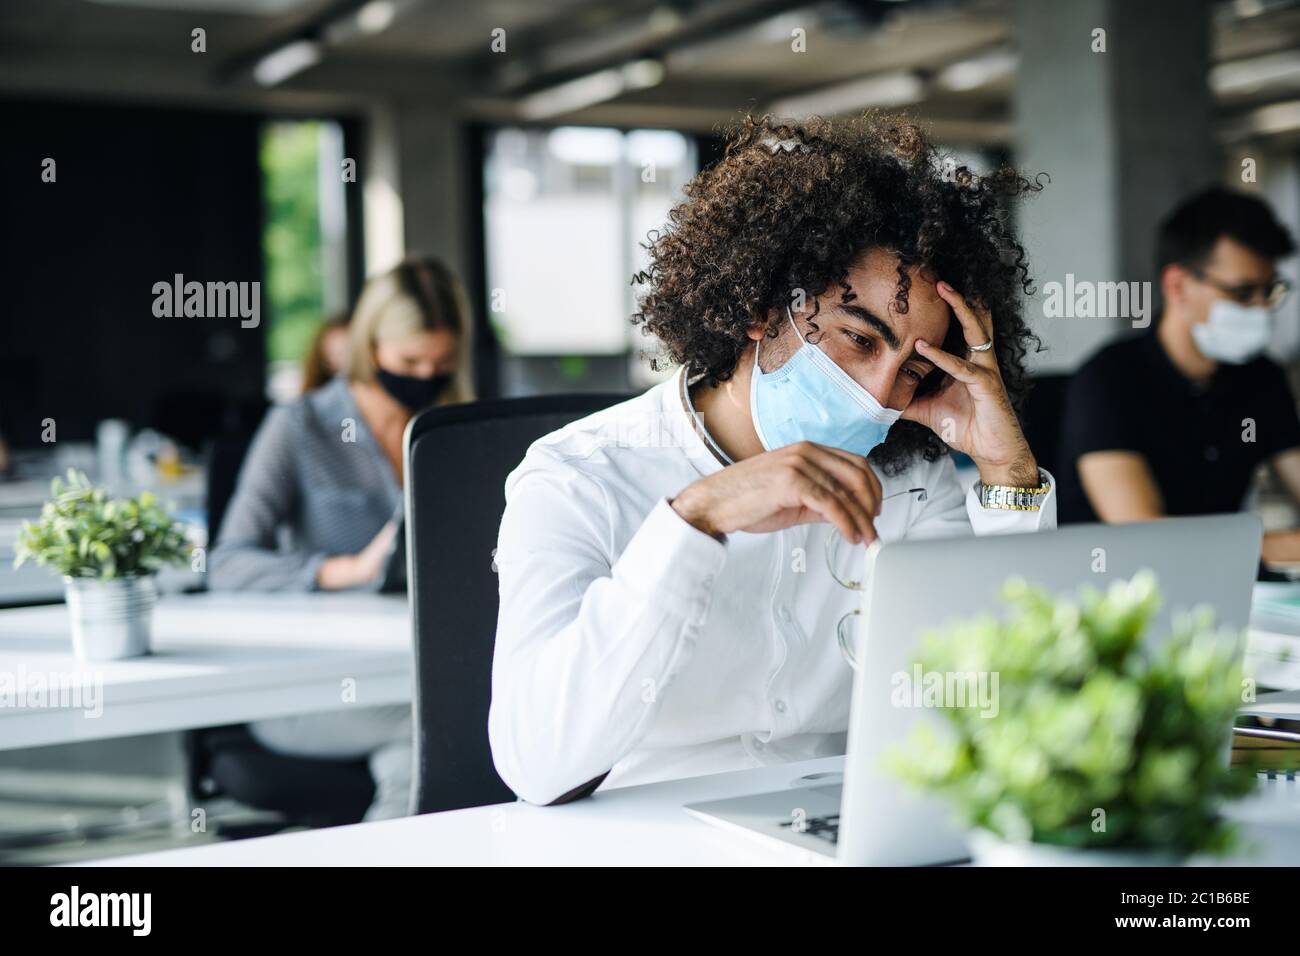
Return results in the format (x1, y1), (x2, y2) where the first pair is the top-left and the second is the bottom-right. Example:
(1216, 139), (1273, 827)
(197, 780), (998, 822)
(774, 699), (787, 713)
(701, 574), (715, 590)
(1204, 446), (1219, 462)
(752, 739), (765, 751)
(778, 605), (793, 623)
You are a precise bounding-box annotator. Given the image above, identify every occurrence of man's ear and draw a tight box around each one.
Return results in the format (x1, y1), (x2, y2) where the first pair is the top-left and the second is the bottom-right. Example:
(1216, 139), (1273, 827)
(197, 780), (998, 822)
(746, 313), (772, 341)
(1161, 264), (1188, 309)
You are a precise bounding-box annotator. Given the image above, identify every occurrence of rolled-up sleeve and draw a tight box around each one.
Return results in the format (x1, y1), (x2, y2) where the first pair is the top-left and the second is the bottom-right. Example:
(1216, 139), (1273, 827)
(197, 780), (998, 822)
(488, 461), (727, 806)
(208, 406), (327, 592)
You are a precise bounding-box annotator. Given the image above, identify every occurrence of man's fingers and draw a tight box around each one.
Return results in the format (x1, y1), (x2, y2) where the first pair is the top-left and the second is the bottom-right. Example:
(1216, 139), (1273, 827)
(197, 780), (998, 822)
(916, 340), (981, 384)
(795, 462), (876, 543)
(936, 281), (1000, 372)
(808, 482), (877, 544)
(792, 462), (877, 544)
(794, 476), (860, 543)
(937, 281), (992, 340)
(804, 444), (883, 500)
(808, 447), (883, 516)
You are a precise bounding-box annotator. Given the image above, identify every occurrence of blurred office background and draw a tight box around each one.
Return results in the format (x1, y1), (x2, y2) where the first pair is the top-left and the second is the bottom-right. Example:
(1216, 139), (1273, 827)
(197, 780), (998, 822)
(2, 0), (1300, 858)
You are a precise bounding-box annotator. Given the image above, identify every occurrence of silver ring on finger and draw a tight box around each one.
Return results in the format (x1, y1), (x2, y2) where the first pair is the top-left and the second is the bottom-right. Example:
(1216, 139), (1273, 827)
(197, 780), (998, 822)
(966, 340), (993, 353)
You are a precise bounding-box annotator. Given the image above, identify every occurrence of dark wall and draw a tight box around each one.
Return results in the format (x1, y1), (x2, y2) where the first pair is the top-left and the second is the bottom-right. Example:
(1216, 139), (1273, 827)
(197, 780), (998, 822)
(0, 99), (268, 450)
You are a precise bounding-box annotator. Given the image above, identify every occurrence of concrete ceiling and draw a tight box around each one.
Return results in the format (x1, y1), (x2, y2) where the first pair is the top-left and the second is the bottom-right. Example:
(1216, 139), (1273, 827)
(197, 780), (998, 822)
(0, 0), (1298, 144)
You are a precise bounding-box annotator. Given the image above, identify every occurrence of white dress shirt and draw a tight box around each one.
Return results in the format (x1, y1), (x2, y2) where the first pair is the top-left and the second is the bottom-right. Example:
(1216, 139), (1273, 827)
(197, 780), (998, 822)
(489, 366), (1056, 805)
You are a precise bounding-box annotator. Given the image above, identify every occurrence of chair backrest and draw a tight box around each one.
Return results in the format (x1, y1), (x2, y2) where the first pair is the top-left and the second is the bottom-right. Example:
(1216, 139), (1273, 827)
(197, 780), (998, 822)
(405, 393), (629, 814)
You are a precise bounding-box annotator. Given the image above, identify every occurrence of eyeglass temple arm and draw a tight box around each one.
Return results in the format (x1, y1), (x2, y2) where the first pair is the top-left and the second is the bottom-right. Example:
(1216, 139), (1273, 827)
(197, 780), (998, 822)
(881, 487), (927, 502)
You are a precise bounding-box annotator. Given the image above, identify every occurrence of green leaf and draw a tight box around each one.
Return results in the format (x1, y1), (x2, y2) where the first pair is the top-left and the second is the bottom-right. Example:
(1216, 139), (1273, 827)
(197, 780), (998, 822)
(14, 471), (190, 579)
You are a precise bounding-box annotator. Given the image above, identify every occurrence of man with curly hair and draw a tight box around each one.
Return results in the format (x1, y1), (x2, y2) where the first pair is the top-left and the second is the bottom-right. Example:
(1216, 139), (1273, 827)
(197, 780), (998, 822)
(489, 116), (1057, 805)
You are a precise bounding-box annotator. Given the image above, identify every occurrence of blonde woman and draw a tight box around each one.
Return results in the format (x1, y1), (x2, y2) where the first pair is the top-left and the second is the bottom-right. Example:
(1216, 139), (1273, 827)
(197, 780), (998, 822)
(209, 255), (473, 820)
(211, 256), (473, 592)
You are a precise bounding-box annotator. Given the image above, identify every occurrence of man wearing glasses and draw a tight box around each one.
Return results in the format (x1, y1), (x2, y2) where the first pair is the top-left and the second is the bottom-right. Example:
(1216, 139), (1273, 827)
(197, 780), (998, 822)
(1059, 187), (1300, 560)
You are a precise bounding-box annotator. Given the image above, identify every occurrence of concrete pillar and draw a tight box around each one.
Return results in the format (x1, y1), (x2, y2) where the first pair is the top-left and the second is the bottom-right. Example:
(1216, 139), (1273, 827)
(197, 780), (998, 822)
(362, 99), (489, 391)
(362, 102), (406, 277)
(1014, 0), (1215, 371)
(395, 104), (471, 281)
(362, 100), (471, 279)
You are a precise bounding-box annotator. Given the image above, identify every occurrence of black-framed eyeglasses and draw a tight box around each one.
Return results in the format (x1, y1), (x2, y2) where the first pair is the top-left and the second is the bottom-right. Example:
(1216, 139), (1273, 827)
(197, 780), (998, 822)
(1186, 266), (1292, 310)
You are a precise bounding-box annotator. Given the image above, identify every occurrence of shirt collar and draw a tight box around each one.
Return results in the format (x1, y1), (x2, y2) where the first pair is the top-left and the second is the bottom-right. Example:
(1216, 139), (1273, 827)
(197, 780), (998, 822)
(667, 365), (729, 478)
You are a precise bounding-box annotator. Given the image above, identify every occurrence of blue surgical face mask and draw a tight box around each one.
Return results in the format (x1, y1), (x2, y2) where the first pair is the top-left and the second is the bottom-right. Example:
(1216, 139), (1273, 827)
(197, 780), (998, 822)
(749, 306), (903, 457)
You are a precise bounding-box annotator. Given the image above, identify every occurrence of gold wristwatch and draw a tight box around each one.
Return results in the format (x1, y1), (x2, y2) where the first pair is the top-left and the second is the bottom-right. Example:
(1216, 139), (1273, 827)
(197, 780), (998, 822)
(977, 469), (1051, 511)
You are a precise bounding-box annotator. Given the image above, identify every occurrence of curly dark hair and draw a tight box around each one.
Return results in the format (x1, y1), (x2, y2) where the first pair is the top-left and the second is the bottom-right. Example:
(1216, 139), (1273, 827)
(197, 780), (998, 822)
(632, 113), (1044, 476)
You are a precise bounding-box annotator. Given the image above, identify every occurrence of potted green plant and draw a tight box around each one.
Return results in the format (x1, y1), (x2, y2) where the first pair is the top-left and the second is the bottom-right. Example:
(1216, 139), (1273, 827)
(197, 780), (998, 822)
(890, 571), (1256, 866)
(13, 470), (192, 660)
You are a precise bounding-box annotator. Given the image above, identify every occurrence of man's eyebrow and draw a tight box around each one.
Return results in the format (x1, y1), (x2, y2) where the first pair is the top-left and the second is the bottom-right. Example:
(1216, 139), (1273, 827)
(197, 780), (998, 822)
(838, 303), (900, 349)
(837, 302), (936, 367)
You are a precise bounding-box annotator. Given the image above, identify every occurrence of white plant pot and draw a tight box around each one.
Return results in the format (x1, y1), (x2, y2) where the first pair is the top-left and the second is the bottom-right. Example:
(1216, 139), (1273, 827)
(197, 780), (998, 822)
(64, 575), (158, 661)
(968, 829), (1186, 867)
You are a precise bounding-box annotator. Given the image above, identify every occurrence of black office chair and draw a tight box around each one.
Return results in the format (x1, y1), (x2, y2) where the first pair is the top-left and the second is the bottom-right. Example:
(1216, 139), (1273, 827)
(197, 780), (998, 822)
(406, 394), (629, 815)
(186, 419), (376, 837)
(185, 725), (375, 834)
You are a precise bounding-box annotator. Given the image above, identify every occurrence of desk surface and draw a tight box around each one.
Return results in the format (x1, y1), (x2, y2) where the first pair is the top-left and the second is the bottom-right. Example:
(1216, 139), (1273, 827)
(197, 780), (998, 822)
(10, 582), (1300, 863)
(101, 757), (849, 867)
(0, 592), (411, 749)
(95, 754), (1300, 867)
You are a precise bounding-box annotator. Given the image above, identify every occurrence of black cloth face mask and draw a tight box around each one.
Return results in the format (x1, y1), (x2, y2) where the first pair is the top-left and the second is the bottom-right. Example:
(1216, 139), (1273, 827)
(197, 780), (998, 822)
(376, 368), (454, 411)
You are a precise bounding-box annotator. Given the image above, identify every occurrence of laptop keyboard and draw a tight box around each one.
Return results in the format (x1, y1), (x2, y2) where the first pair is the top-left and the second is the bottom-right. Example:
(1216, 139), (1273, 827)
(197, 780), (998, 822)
(779, 813), (840, 844)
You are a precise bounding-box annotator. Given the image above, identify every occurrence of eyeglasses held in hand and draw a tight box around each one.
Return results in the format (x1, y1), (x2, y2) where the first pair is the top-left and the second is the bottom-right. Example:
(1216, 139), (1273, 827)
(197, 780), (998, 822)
(825, 487), (926, 668)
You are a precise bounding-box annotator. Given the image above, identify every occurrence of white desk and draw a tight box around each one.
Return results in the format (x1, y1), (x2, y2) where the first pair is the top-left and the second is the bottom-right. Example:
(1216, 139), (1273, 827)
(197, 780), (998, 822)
(0, 592), (411, 750)
(14, 582), (1298, 865)
(90, 754), (1300, 867)
(98, 757), (847, 866)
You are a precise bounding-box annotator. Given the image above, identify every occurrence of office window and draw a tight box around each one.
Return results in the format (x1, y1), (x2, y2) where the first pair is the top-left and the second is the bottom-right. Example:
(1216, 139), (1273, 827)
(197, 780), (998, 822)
(483, 126), (697, 373)
(260, 119), (350, 400)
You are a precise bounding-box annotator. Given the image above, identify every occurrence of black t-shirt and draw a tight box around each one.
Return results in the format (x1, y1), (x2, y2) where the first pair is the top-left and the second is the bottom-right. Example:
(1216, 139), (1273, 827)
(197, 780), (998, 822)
(1057, 332), (1300, 524)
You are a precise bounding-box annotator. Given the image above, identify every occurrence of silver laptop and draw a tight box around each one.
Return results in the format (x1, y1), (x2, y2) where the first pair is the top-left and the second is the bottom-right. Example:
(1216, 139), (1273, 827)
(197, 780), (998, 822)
(684, 514), (1262, 865)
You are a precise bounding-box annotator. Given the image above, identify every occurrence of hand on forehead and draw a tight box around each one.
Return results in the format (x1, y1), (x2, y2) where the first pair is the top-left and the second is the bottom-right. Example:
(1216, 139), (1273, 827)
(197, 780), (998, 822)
(816, 248), (953, 348)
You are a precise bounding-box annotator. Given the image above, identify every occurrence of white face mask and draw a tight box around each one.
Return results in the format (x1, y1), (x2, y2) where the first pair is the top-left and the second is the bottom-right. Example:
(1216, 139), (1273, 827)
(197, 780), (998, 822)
(1191, 299), (1272, 365)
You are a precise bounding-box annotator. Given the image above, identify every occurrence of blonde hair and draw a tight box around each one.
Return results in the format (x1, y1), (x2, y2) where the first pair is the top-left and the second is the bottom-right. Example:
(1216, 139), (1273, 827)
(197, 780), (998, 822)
(347, 256), (475, 404)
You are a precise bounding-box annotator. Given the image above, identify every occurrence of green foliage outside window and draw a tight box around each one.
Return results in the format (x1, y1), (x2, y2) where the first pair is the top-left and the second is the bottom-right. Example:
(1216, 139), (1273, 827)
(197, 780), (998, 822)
(261, 121), (324, 364)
